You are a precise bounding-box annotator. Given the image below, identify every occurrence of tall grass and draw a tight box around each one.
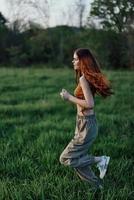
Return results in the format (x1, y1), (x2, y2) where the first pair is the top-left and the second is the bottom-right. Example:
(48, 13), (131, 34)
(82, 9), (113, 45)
(0, 67), (133, 200)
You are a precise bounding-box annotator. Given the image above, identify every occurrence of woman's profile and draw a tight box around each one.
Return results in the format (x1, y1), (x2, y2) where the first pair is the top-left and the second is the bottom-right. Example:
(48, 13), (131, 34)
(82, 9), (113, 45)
(59, 48), (113, 190)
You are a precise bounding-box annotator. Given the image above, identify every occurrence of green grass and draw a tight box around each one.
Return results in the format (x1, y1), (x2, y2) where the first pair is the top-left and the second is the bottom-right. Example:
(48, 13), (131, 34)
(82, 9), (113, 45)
(0, 67), (133, 200)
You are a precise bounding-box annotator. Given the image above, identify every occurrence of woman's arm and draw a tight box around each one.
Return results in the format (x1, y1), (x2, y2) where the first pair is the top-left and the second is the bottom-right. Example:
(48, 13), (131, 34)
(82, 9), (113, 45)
(68, 95), (93, 108)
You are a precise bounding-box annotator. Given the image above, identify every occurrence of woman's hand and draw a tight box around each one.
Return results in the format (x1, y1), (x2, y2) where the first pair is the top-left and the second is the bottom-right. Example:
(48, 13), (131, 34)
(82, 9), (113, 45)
(60, 88), (70, 101)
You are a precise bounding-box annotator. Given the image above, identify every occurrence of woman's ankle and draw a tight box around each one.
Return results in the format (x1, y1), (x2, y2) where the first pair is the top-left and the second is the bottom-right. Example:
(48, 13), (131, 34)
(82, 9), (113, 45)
(94, 156), (102, 163)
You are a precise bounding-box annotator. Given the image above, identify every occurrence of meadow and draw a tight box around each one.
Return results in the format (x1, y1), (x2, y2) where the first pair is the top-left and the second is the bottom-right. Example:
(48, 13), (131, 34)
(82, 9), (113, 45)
(0, 67), (133, 200)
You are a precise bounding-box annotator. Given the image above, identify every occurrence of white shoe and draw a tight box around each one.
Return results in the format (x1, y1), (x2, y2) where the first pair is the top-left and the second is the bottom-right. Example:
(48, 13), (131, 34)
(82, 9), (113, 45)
(97, 156), (110, 179)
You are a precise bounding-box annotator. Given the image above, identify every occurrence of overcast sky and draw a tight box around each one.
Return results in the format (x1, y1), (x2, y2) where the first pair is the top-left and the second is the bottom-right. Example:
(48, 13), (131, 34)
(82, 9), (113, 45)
(0, 0), (93, 27)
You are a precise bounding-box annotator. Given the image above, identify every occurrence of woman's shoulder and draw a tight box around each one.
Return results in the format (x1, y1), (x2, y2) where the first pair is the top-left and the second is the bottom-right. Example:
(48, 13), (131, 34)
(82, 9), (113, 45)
(79, 74), (88, 84)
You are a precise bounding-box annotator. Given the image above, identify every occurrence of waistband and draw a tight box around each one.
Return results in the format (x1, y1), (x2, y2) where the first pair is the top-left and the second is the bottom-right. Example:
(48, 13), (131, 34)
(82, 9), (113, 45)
(76, 114), (96, 120)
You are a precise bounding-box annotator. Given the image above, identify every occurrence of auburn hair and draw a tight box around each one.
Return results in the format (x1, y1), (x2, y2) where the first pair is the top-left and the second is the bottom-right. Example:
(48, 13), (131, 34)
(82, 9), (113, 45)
(74, 48), (114, 98)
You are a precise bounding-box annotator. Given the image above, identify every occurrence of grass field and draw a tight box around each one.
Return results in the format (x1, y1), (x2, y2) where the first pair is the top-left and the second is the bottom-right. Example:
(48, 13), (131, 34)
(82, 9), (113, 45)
(0, 67), (133, 200)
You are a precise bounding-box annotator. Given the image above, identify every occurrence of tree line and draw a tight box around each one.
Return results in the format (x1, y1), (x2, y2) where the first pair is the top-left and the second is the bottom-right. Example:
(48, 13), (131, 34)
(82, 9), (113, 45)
(0, 0), (133, 69)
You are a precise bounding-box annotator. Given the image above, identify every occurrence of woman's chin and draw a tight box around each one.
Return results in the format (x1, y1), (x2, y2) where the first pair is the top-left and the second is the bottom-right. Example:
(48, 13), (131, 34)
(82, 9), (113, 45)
(74, 66), (78, 70)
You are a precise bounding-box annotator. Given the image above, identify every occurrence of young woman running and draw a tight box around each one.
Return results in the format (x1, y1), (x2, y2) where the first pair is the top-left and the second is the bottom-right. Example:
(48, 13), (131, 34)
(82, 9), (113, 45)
(59, 48), (113, 189)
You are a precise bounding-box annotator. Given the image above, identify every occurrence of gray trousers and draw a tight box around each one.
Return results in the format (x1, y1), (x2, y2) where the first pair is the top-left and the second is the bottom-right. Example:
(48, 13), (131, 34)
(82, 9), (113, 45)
(59, 114), (100, 187)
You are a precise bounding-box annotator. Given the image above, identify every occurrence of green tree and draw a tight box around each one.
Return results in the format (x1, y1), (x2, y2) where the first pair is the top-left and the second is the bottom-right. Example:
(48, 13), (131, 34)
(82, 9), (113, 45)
(90, 0), (134, 33)
(0, 12), (8, 63)
(0, 12), (7, 26)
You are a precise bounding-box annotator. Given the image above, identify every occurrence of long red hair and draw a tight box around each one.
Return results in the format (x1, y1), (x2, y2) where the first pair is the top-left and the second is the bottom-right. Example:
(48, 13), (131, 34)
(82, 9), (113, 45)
(75, 48), (114, 97)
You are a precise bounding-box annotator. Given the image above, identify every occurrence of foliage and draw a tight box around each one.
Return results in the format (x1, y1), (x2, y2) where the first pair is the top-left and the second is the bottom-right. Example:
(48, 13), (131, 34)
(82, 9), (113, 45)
(0, 12), (7, 26)
(0, 12), (9, 63)
(90, 0), (134, 33)
(0, 12), (133, 69)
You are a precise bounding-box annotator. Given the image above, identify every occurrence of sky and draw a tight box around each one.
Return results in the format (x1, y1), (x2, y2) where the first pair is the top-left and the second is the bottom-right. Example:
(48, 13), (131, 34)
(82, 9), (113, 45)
(0, 0), (93, 27)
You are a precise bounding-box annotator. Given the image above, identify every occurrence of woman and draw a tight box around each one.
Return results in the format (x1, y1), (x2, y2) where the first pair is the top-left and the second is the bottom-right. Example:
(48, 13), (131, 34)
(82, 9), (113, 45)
(59, 48), (113, 190)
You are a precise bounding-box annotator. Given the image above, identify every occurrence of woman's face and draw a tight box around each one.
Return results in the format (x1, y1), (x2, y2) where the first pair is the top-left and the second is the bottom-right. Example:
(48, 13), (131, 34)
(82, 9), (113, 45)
(72, 53), (80, 70)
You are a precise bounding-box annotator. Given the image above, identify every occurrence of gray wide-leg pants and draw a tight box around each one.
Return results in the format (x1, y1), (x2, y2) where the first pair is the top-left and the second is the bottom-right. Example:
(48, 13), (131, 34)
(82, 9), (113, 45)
(59, 114), (100, 187)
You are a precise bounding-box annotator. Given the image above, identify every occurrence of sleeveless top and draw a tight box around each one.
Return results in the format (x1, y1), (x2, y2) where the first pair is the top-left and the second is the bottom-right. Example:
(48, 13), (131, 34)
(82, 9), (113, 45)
(74, 83), (85, 99)
(74, 82), (96, 99)
(74, 83), (95, 114)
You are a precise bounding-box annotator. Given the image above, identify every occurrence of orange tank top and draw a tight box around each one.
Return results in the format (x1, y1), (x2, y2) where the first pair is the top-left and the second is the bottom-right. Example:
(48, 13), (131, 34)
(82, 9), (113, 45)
(74, 83), (96, 99)
(74, 83), (85, 99)
(74, 83), (95, 114)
